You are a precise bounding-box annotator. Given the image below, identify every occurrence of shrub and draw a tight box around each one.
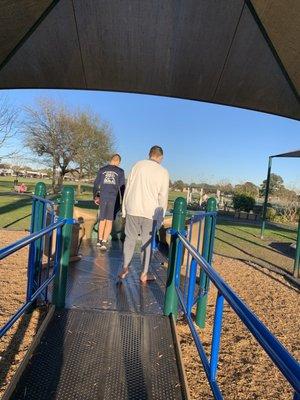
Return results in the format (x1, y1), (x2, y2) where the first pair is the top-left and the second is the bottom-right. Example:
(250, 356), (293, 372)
(187, 202), (202, 211)
(232, 194), (255, 212)
(266, 207), (276, 221)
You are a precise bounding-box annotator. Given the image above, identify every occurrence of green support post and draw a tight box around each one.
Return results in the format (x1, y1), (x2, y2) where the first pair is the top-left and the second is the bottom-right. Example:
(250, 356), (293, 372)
(293, 217), (300, 279)
(164, 197), (187, 318)
(196, 197), (217, 328)
(53, 186), (75, 308)
(261, 157), (272, 239)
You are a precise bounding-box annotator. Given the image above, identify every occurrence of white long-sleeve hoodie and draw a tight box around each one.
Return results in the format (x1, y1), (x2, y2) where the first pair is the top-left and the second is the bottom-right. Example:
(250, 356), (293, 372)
(122, 159), (169, 221)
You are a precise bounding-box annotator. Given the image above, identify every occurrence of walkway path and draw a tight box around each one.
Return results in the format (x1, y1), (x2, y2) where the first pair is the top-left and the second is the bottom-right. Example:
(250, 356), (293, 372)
(5, 241), (188, 400)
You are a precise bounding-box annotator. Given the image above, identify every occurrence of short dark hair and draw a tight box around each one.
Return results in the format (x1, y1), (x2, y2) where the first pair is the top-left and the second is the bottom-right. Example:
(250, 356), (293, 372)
(149, 145), (163, 157)
(111, 153), (121, 162)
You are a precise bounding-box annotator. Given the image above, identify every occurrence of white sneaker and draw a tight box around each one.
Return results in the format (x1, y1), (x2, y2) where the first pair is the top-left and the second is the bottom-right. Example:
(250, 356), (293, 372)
(100, 241), (108, 251)
(96, 240), (102, 247)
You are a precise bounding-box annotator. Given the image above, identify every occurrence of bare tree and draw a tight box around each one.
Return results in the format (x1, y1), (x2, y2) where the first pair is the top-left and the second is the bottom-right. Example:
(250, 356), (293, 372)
(276, 188), (299, 223)
(23, 99), (77, 192)
(0, 96), (18, 159)
(276, 199), (299, 223)
(24, 98), (114, 193)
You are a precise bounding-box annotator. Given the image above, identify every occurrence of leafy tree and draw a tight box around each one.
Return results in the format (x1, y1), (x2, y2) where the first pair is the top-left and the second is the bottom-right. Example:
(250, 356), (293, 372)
(217, 181), (234, 195)
(260, 173), (284, 196)
(235, 181), (258, 197)
(277, 187), (298, 202)
(266, 207), (277, 221)
(71, 110), (113, 193)
(232, 194), (255, 212)
(201, 183), (218, 193)
(173, 180), (185, 191)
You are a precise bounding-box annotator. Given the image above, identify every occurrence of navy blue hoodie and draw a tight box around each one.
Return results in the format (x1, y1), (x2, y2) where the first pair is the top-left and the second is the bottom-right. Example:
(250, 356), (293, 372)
(93, 164), (125, 201)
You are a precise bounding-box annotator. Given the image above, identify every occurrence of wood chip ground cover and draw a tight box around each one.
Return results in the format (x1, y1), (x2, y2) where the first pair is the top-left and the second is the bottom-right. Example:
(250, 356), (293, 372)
(177, 255), (299, 400)
(0, 230), (45, 398)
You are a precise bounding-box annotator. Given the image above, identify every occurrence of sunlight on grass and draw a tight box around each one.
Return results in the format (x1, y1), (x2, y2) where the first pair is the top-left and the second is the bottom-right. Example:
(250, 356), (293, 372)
(0, 178), (96, 229)
(215, 220), (296, 274)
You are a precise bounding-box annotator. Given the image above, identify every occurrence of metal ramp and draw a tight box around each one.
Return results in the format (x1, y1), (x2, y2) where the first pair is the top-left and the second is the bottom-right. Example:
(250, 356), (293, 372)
(4, 241), (188, 400)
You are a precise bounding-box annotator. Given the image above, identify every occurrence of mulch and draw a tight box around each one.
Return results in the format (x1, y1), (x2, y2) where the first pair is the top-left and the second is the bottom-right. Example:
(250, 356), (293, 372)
(0, 230), (45, 398)
(177, 255), (300, 400)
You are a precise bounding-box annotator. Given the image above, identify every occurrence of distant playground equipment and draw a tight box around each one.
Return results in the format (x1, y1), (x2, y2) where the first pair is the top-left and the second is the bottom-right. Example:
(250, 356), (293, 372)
(260, 150), (300, 279)
(186, 187), (225, 211)
(0, 183), (300, 399)
(13, 182), (27, 193)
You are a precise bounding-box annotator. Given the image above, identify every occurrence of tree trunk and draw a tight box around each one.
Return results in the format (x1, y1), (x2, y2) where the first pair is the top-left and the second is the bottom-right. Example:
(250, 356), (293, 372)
(77, 165), (83, 194)
(57, 172), (63, 191)
(52, 158), (56, 193)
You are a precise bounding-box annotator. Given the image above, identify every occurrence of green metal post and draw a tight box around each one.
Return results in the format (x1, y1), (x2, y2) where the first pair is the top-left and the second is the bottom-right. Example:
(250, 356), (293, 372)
(34, 181), (47, 200)
(164, 197), (187, 318)
(195, 197), (217, 328)
(260, 157), (272, 239)
(53, 186), (74, 308)
(293, 217), (300, 279)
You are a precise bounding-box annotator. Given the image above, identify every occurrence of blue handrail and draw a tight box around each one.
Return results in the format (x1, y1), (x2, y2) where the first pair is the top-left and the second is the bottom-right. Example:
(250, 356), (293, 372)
(174, 231), (300, 399)
(0, 220), (64, 260)
(27, 194), (56, 301)
(0, 219), (65, 338)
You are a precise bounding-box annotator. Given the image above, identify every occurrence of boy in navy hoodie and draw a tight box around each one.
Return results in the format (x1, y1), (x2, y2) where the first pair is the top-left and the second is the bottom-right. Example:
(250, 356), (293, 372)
(93, 154), (125, 250)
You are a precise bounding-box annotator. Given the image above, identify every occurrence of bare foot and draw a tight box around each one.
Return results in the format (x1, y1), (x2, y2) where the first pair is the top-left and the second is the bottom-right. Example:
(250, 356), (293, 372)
(140, 273), (156, 284)
(118, 267), (129, 280)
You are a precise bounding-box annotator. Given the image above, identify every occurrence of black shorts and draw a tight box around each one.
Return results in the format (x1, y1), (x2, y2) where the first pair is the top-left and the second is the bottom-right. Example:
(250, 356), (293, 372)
(99, 199), (115, 221)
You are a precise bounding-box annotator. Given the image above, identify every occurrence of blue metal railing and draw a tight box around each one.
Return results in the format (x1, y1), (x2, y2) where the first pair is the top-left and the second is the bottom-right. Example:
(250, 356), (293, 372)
(170, 223), (300, 399)
(183, 211), (216, 303)
(0, 193), (67, 339)
(27, 195), (56, 302)
(0, 219), (65, 338)
(1, 185), (76, 339)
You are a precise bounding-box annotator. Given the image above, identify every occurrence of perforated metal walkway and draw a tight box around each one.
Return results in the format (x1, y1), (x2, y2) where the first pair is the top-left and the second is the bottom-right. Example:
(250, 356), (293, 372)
(5, 241), (187, 400)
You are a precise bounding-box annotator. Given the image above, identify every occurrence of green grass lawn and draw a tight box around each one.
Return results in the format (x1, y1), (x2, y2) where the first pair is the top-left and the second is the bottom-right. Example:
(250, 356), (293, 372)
(0, 177), (96, 230)
(0, 180), (189, 229)
(0, 178), (297, 276)
(215, 220), (297, 275)
(0, 180), (187, 226)
(168, 190), (187, 208)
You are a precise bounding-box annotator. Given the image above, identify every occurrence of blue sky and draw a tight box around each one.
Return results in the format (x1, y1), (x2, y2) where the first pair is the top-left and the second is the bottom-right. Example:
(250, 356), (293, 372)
(1, 89), (299, 190)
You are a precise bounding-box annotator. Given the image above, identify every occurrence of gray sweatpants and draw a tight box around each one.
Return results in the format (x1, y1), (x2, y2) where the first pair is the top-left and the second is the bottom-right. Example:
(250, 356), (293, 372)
(123, 215), (154, 274)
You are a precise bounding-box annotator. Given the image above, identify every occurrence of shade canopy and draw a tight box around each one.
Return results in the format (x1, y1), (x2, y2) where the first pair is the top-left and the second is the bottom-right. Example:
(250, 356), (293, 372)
(0, 0), (299, 120)
(271, 150), (300, 158)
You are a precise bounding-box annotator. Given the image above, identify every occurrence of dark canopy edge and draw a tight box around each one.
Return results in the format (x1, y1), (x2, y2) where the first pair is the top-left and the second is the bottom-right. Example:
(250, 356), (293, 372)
(246, 0), (299, 102)
(1, 85), (299, 122)
(271, 150), (300, 158)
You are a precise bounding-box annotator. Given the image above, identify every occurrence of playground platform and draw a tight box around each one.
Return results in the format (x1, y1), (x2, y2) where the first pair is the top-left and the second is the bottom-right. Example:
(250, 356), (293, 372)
(3, 241), (189, 400)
